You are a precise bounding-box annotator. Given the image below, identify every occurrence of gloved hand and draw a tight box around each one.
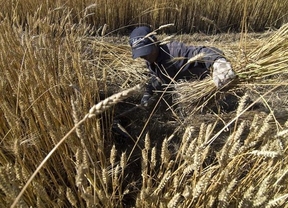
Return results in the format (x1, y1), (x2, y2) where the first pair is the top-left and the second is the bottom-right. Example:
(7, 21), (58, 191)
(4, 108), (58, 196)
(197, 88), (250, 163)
(141, 92), (152, 107)
(212, 58), (236, 88)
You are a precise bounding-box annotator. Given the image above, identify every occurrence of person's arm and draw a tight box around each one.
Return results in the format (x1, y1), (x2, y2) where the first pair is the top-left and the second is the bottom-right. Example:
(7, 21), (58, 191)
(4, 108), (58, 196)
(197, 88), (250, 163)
(141, 62), (163, 106)
(167, 42), (222, 78)
(186, 45), (224, 69)
(141, 75), (163, 107)
(186, 45), (236, 88)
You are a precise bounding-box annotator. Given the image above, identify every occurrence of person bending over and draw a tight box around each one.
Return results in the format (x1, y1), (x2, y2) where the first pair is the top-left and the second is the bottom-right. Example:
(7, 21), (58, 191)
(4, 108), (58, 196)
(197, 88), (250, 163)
(129, 26), (236, 107)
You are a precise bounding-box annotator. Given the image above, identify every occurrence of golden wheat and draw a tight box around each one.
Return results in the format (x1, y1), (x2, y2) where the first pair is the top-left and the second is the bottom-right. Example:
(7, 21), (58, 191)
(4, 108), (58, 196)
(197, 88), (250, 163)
(160, 138), (170, 166)
(192, 171), (212, 199)
(239, 185), (255, 207)
(180, 126), (194, 157)
(1, 1), (288, 207)
(184, 137), (197, 161)
(66, 187), (78, 207)
(87, 84), (141, 118)
(150, 146), (157, 170)
(167, 193), (181, 208)
(141, 148), (148, 171)
(267, 193), (288, 208)
(153, 170), (172, 196)
(218, 178), (238, 208)
(109, 145), (117, 166)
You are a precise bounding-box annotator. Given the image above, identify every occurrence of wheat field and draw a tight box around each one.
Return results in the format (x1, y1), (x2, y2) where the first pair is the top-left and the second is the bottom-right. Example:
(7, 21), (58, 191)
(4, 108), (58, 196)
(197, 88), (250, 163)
(1, 0), (288, 207)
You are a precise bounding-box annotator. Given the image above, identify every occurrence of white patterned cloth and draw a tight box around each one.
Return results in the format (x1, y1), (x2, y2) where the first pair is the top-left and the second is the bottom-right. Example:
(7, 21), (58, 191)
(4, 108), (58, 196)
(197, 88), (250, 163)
(212, 58), (236, 88)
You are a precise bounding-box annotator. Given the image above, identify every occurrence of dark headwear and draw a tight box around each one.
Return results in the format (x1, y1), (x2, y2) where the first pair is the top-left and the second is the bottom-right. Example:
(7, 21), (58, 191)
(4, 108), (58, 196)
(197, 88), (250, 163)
(129, 26), (156, 59)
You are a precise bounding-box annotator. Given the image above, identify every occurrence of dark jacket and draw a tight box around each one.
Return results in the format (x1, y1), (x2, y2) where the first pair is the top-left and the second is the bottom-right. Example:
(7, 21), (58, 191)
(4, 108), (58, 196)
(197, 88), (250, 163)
(145, 41), (225, 94)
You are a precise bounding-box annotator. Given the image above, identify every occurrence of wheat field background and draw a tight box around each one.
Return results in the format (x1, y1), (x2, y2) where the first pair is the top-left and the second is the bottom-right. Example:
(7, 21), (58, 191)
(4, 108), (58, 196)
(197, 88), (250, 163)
(1, 0), (288, 207)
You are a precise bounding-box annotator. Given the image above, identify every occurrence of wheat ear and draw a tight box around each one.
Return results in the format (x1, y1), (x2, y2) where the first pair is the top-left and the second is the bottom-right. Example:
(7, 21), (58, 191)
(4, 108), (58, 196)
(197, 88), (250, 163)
(88, 84), (141, 118)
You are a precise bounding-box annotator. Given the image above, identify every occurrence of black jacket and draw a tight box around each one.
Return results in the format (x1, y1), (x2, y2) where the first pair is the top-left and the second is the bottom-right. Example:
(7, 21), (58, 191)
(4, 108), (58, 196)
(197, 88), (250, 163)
(145, 41), (225, 94)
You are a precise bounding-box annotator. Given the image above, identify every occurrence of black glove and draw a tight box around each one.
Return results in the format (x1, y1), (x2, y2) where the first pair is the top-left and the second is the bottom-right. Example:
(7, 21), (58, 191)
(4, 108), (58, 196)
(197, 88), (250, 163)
(145, 75), (162, 95)
(141, 75), (162, 107)
(141, 93), (152, 107)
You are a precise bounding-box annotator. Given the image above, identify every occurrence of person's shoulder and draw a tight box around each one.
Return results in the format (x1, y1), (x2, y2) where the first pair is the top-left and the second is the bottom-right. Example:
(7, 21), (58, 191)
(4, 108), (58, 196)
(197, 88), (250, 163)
(167, 40), (183, 46)
(166, 40), (187, 49)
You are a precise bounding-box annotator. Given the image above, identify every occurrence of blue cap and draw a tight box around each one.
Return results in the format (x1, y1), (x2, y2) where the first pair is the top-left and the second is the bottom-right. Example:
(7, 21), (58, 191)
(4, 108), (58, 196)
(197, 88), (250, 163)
(129, 26), (155, 59)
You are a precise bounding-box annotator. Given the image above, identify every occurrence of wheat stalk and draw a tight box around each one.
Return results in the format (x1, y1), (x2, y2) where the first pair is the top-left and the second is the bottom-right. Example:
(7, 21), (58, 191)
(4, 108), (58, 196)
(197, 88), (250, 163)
(142, 148), (148, 171)
(218, 178), (238, 208)
(250, 150), (281, 158)
(144, 133), (150, 150)
(88, 84), (141, 118)
(110, 145), (117, 166)
(150, 146), (157, 170)
(238, 185), (255, 208)
(102, 167), (109, 186)
(167, 193), (181, 208)
(180, 126), (194, 157)
(66, 187), (77, 207)
(267, 193), (288, 208)
(192, 171), (212, 200)
(152, 170), (172, 196)
(160, 138), (170, 166)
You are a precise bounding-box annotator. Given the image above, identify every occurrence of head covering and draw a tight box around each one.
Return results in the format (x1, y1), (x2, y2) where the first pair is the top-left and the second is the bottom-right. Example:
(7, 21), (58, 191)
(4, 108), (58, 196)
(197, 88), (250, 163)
(129, 26), (156, 59)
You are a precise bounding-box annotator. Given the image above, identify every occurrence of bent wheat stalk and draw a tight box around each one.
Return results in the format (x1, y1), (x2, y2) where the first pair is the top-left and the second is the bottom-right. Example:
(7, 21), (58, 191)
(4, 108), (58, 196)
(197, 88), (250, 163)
(11, 84), (141, 208)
